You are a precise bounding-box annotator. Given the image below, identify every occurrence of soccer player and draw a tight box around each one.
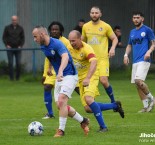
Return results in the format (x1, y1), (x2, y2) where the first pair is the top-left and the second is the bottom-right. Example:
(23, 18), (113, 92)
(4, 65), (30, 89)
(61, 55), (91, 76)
(42, 21), (70, 119)
(124, 11), (155, 113)
(32, 26), (89, 137)
(82, 6), (118, 104)
(68, 30), (124, 132)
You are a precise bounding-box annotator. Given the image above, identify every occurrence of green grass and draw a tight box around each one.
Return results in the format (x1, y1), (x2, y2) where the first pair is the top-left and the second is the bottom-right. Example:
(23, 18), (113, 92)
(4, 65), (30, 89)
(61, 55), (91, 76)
(0, 72), (155, 145)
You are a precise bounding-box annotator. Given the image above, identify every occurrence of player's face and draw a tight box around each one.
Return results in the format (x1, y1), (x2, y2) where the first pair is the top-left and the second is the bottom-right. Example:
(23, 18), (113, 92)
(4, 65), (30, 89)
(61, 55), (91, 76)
(50, 25), (60, 39)
(90, 7), (102, 22)
(132, 15), (144, 27)
(69, 34), (81, 49)
(32, 29), (45, 45)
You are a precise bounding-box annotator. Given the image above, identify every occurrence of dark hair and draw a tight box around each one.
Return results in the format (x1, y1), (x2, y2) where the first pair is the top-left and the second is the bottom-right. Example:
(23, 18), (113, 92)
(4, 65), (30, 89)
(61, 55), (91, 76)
(78, 19), (85, 23)
(91, 6), (102, 13)
(114, 25), (121, 30)
(48, 21), (64, 36)
(132, 11), (144, 17)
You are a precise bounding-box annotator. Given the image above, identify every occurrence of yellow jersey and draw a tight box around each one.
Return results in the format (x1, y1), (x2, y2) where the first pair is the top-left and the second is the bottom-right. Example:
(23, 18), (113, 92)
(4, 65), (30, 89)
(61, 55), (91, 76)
(43, 36), (70, 77)
(67, 41), (96, 81)
(82, 20), (114, 59)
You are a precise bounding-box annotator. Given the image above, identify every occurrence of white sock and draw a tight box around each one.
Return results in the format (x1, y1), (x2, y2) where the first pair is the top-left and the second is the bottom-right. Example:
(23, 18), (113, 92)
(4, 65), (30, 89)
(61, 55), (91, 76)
(142, 99), (149, 108)
(146, 93), (153, 100)
(59, 117), (67, 131)
(72, 112), (83, 123)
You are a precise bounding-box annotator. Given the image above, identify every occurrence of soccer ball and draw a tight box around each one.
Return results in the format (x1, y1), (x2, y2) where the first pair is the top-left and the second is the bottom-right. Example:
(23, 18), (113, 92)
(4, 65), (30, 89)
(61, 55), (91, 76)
(28, 121), (43, 136)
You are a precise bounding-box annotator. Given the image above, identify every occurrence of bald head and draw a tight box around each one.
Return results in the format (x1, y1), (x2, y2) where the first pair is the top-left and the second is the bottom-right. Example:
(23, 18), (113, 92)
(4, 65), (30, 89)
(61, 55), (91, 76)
(69, 30), (81, 39)
(11, 15), (18, 26)
(32, 26), (49, 45)
(68, 30), (82, 49)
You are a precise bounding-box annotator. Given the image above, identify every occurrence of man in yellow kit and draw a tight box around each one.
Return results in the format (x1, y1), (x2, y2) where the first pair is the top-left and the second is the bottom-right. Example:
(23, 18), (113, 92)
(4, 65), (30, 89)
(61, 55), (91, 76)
(68, 30), (124, 132)
(82, 6), (118, 104)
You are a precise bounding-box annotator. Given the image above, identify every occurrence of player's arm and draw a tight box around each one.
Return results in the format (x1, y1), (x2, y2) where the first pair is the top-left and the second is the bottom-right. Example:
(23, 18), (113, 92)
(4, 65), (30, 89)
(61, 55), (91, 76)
(57, 53), (69, 81)
(144, 39), (155, 60)
(124, 44), (132, 65)
(108, 33), (118, 58)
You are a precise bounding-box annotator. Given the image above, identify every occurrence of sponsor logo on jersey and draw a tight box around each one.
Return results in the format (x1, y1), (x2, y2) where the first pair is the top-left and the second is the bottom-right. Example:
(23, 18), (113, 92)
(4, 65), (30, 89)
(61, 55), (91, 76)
(99, 27), (103, 31)
(141, 32), (146, 37)
(51, 50), (55, 55)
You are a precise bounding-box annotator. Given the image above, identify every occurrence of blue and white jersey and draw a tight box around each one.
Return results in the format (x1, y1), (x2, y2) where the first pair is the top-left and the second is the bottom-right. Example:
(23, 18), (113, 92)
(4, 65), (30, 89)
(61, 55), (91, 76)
(41, 38), (77, 76)
(128, 25), (155, 63)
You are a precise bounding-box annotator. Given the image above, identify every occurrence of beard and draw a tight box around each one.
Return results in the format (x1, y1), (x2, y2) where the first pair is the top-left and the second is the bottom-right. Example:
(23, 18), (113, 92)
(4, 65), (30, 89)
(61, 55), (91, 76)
(134, 21), (142, 27)
(91, 17), (100, 22)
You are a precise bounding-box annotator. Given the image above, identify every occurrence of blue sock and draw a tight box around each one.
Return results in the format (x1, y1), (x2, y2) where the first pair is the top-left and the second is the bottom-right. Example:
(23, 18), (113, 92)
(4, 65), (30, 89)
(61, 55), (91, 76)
(105, 85), (115, 103)
(89, 102), (107, 129)
(44, 90), (53, 115)
(97, 102), (117, 111)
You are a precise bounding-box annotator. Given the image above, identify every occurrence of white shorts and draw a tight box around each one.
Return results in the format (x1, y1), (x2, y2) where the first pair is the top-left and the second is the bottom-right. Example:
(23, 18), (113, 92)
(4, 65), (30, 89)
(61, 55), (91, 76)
(54, 75), (78, 102)
(131, 61), (150, 83)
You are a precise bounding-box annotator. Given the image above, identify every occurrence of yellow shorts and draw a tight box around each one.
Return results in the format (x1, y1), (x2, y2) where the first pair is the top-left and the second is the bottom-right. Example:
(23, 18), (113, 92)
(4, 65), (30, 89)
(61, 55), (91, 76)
(79, 71), (100, 106)
(43, 74), (56, 86)
(97, 58), (109, 77)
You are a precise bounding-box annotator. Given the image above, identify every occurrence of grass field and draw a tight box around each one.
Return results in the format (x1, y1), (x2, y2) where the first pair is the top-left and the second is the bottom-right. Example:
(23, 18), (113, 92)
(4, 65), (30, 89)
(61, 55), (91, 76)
(0, 71), (155, 145)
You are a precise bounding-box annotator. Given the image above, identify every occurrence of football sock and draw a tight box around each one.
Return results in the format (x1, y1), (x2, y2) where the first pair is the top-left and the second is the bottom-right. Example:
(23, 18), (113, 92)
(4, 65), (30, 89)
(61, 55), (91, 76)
(59, 117), (67, 131)
(146, 92), (154, 100)
(89, 102), (107, 129)
(97, 102), (117, 111)
(72, 112), (83, 123)
(142, 99), (149, 108)
(44, 90), (53, 115)
(105, 85), (115, 103)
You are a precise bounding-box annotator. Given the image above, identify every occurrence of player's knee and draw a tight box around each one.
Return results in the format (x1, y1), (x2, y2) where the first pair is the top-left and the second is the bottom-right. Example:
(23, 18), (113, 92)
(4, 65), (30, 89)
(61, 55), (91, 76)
(135, 79), (143, 87)
(85, 96), (94, 106)
(84, 105), (92, 113)
(100, 77), (109, 87)
(44, 84), (52, 91)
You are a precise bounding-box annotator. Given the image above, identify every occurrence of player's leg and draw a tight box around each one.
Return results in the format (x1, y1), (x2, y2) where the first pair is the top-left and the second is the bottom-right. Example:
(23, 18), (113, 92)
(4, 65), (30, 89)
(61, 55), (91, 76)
(42, 75), (55, 119)
(99, 59), (115, 103)
(68, 106), (89, 135)
(54, 74), (78, 137)
(134, 62), (154, 112)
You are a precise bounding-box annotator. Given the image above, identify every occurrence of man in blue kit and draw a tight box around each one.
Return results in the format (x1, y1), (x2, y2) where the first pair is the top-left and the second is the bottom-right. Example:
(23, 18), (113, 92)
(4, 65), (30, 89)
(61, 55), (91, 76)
(32, 26), (89, 137)
(124, 11), (155, 113)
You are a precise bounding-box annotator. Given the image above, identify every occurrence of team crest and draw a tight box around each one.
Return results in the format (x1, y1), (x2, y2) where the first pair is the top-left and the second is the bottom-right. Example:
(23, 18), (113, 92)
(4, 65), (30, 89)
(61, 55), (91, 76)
(80, 53), (83, 57)
(99, 27), (103, 31)
(51, 50), (55, 55)
(141, 32), (146, 37)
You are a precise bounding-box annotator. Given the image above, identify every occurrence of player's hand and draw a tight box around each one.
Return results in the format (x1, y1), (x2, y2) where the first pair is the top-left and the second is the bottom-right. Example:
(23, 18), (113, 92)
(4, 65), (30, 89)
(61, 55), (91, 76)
(144, 51), (151, 60)
(108, 48), (115, 58)
(83, 78), (90, 87)
(57, 71), (63, 82)
(47, 69), (53, 76)
(124, 56), (129, 65)
(41, 77), (46, 85)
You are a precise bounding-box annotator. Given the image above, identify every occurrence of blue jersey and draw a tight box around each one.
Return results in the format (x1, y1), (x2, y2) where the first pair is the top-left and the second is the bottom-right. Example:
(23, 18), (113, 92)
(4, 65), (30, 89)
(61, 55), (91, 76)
(128, 25), (155, 63)
(41, 38), (77, 76)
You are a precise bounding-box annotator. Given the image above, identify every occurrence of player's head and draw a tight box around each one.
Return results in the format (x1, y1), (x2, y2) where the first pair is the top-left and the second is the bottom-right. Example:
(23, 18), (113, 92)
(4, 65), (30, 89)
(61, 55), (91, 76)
(48, 21), (64, 39)
(90, 6), (102, 22)
(32, 25), (49, 45)
(68, 30), (82, 49)
(113, 25), (121, 37)
(132, 11), (144, 27)
(78, 19), (85, 28)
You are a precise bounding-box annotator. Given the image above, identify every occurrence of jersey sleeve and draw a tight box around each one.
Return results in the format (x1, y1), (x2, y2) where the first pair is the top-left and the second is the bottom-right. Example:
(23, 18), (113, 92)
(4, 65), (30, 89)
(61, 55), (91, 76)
(55, 40), (68, 56)
(147, 28), (155, 41)
(106, 24), (114, 38)
(82, 25), (87, 42)
(85, 44), (96, 62)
